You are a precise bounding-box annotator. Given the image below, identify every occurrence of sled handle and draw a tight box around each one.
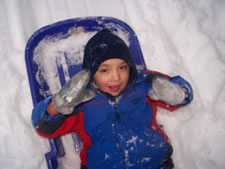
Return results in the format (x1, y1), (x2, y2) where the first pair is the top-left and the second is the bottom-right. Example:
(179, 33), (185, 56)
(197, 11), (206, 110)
(72, 132), (82, 152)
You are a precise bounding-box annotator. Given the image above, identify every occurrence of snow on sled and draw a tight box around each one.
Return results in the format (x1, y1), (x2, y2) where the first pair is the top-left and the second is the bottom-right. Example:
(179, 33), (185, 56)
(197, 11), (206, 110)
(25, 16), (146, 169)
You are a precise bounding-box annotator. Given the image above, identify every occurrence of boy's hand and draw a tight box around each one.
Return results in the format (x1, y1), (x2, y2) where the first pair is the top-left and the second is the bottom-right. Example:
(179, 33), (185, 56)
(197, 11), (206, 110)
(53, 69), (95, 115)
(148, 77), (186, 105)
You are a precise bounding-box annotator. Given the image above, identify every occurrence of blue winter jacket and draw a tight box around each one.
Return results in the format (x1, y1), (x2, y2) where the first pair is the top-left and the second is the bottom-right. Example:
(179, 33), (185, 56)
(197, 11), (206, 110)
(32, 70), (193, 169)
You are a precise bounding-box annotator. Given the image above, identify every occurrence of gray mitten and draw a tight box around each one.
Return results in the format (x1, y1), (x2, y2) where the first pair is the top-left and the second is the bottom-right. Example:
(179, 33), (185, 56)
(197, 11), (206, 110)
(148, 77), (186, 105)
(53, 69), (95, 115)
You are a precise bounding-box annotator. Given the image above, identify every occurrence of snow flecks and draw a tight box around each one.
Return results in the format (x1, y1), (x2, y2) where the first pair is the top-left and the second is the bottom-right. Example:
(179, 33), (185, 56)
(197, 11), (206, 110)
(139, 139), (144, 143)
(151, 126), (157, 130)
(126, 136), (139, 154)
(130, 146), (134, 151)
(136, 64), (146, 72)
(108, 100), (115, 107)
(124, 150), (135, 168)
(126, 136), (138, 145)
(159, 142), (165, 148)
(141, 157), (152, 163)
(146, 142), (156, 148)
(105, 153), (110, 160)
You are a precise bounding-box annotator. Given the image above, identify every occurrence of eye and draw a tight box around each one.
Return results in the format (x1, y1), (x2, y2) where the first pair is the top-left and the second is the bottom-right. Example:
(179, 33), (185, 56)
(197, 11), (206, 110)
(100, 68), (108, 73)
(120, 65), (128, 70)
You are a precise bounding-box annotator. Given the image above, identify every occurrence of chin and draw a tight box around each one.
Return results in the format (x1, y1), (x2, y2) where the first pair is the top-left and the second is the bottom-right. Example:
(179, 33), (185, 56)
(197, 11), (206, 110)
(109, 91), (121, 97)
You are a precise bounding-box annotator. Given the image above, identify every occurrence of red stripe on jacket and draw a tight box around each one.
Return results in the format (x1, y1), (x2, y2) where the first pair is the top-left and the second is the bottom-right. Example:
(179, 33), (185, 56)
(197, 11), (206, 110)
(37, 111), (92, 166)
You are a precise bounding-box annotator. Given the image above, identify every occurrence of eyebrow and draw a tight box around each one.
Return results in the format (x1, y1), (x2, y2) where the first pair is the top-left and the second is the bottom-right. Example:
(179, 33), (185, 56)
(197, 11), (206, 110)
(99, 64), (108, 67)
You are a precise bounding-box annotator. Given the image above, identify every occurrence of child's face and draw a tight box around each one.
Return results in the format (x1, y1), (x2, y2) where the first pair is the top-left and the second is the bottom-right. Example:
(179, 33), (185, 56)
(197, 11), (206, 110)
(93, 59), (130, 97)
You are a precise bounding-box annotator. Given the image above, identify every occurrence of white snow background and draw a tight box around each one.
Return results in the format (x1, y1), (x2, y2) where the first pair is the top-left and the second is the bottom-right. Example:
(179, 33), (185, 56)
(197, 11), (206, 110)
(1, 0), (225, 169)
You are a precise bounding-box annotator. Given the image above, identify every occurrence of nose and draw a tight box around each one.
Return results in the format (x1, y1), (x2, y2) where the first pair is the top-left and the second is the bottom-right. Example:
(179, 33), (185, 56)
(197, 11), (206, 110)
(111, 70), (120, 81)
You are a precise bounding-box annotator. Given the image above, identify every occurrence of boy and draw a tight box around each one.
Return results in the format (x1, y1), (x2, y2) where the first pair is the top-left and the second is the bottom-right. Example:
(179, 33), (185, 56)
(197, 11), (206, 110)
(32, 29), (193, 169)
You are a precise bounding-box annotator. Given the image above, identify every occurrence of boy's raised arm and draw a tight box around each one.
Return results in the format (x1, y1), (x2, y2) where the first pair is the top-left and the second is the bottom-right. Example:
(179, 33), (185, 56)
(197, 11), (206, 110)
(145, 71), (193, 106)
(31, 69), (95, 137)
(52, 69), (95, 115)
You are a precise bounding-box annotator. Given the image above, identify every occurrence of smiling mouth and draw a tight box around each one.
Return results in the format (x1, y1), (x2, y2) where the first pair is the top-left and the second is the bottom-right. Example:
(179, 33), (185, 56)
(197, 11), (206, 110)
(109, 85), (120, 92)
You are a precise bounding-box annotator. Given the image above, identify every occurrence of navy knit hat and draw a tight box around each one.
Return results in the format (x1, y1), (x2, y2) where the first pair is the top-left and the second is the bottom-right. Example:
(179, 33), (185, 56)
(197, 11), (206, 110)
(83, 29), (138, 84)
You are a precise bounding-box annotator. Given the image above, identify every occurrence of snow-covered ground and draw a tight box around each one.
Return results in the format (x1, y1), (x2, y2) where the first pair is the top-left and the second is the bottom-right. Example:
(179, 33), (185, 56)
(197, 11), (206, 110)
(1, 0), (225, 169)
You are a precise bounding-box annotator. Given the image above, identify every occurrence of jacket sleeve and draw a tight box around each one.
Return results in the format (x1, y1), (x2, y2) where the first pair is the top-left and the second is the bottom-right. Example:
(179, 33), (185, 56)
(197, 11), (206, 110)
(31, 96), (83, 138)
(32, 97), (92, 167)
(144, 70), (193, 109)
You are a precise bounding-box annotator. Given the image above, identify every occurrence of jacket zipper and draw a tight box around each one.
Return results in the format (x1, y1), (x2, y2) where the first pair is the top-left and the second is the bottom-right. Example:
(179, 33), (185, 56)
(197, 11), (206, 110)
(113, 98), (120, 121)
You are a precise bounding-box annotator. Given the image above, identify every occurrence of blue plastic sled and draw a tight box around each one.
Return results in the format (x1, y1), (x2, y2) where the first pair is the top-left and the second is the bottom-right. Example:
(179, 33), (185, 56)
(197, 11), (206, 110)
(25, 16), (146, 169)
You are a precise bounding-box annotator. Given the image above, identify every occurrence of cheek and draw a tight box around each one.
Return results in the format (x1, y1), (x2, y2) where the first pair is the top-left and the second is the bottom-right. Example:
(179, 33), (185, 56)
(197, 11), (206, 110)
(122, 72), (130, 84)
(97, 80), (107, 90)
(94, 76), (108, 90)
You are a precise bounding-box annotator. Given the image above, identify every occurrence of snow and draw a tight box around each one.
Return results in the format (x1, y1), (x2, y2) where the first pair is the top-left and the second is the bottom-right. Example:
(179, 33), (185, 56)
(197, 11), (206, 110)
(0, 0), (225, 169)
(33, 30), (95, 96)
